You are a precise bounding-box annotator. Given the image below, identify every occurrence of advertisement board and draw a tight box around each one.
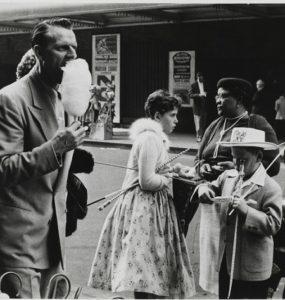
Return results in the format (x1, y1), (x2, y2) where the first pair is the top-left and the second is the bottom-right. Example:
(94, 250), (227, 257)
(169, 51), (195, 107)
(92, 34), (120, 123)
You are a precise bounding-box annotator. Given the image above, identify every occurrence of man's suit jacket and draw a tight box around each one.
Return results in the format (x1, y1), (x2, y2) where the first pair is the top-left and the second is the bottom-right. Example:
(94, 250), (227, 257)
(0, 66), (73, 269)
(189, 80), (208, 100)
(211, 167), (282, 281)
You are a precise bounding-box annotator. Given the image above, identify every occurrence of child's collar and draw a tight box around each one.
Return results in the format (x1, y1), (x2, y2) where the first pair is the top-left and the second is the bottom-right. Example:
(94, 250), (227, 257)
(242, 164), (266, 188)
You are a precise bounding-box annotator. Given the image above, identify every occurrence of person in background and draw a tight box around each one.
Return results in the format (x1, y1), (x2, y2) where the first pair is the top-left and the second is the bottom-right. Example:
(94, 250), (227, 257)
(0, 18), (87, 298)
(198, 127), (282, 299)
(252, 78), (275, 126)
(88, 84), (102, 123)
(274, 93), (285, 142)
(16, 48), (37, 80)
(88, 91), (196, 299)
(189, 72), (209, 142)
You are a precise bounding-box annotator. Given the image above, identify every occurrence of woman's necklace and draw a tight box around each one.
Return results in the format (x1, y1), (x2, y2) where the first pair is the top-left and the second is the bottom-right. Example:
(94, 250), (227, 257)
(213, 111), (248, 158)
(219, 111), (248, 137)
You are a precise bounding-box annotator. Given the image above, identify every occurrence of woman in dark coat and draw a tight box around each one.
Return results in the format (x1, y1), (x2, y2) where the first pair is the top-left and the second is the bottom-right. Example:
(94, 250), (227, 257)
(195, 77), (280, 180)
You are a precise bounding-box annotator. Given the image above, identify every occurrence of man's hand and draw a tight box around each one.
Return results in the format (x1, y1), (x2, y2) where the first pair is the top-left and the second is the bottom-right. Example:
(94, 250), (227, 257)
(198, 184), (216, 204)
(51, 121), (88, 155)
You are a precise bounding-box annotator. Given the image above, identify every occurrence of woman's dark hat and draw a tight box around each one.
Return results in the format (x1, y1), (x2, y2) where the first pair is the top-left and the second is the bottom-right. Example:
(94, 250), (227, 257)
(217, 77), (252, 95)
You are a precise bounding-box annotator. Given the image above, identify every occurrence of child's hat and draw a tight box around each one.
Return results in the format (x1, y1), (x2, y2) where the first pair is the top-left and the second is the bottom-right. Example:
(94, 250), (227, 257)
(218, 127), (278, 150)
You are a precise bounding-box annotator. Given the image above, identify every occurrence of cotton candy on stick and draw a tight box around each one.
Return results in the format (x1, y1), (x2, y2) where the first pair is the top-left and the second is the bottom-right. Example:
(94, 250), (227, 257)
(61, 58), (92, 117)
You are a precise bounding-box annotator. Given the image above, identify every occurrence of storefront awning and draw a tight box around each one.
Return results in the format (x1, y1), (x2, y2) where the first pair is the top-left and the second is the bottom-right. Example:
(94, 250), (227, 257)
(1, 1), (285, 35)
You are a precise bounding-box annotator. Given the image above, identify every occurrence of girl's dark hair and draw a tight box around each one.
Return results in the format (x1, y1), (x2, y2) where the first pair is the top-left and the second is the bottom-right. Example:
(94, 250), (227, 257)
(31, 18), (73, 47)
(145, 91), (180, 118)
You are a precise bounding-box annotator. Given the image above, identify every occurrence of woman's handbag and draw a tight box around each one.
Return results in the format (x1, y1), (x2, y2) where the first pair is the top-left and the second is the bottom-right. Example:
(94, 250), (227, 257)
(173, 176), (204, 235)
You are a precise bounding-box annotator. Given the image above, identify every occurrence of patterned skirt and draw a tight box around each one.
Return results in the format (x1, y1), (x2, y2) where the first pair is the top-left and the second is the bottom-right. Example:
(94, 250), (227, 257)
(88, 186), (196, 298)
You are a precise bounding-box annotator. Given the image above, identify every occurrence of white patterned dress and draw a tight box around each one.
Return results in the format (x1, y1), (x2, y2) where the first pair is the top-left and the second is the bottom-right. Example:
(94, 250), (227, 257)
(88, 118), (196, 298)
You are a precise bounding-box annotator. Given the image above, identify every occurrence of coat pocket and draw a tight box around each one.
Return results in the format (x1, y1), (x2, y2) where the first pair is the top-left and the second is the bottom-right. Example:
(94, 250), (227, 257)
(242, 232), (273, 273)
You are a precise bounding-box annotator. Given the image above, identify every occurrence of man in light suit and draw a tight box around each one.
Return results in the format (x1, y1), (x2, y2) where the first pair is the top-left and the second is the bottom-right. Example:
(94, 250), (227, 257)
(0, 18), (87, 298)
(189, 71), (209, 142)
(198, 127), (282, 299)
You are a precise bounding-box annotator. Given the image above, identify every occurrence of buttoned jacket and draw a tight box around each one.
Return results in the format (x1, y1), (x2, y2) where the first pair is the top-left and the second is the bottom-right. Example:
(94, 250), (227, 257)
(0, 66), (73, 269)
(210, 165), (282, 281)
(189, 80), (208, 100)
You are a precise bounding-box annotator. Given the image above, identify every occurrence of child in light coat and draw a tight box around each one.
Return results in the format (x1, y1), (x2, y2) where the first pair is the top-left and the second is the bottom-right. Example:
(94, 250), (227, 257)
(198, 127), (283, 299)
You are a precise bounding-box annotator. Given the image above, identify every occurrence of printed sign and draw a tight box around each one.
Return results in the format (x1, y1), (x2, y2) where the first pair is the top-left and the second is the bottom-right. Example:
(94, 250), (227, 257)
(169, 51), (195, 106)
(92, 34), (120, 122)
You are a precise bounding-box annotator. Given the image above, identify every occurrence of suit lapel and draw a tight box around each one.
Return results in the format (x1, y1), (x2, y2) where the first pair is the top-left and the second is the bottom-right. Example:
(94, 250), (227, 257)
(243, 183), (260, 199)
(27, 70), (76, 192)
(27, 69), (58, 141)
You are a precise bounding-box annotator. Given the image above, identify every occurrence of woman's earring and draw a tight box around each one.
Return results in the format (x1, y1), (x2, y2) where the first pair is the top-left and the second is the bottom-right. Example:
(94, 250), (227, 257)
(154, 112), (160, 121)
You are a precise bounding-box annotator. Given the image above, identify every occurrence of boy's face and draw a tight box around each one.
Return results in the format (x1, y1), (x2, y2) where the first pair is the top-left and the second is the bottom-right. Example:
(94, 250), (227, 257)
(231, 147), (261, 179)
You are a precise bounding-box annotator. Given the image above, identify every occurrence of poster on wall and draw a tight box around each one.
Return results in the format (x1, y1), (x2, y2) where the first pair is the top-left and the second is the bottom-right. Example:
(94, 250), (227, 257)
(169, 51), (195, 107)
(92, 34), (120, 123)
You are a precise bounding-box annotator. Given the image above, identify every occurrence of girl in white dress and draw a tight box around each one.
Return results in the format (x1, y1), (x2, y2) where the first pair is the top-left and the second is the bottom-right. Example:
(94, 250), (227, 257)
(88, 91), (196, 298)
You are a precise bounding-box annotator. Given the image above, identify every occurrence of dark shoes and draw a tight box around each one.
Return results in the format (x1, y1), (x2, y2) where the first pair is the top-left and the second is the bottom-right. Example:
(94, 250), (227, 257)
(196, 135), (202, 142)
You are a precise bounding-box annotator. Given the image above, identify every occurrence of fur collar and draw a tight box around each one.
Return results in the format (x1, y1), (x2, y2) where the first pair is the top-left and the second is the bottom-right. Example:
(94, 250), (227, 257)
(129, 118), (170, 149)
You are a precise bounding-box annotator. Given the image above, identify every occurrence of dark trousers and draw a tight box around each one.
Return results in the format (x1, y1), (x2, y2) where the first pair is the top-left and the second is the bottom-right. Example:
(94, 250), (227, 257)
(192, 97), (207, 137)
(134, 292), (165, 299)
(219, 256), (268, 299)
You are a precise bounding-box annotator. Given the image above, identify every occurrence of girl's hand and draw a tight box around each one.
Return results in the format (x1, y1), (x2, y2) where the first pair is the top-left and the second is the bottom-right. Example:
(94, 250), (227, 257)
(179, 166), (196, 178)
(158, 166), (173, 178)
(173, 162), (182, 173)
(172, 163), (196, 179)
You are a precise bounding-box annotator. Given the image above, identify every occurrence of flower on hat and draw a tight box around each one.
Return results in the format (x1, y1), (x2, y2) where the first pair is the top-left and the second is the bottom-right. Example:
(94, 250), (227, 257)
(218, 127), (278, 150)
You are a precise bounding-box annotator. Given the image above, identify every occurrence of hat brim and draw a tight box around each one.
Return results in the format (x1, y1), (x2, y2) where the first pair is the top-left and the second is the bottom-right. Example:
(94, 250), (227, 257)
(218, 141), (278, 150)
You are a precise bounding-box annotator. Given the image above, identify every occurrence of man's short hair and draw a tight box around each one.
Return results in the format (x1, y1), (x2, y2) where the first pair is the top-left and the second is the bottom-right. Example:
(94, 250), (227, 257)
(31, 18), (73, 47)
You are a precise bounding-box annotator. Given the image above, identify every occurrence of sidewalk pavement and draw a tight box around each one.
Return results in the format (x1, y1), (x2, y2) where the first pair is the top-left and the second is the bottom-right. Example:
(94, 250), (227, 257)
(84, 128), (199, 156)
(68, 277), (285, 299)
(69, 285), (216, 299)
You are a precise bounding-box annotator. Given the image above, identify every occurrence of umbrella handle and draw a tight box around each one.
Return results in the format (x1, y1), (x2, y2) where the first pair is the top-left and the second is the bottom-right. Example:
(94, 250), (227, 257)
(46, 273), (71, 299)
(0, 272), (22, 298)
